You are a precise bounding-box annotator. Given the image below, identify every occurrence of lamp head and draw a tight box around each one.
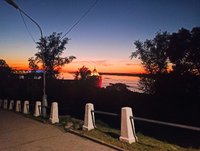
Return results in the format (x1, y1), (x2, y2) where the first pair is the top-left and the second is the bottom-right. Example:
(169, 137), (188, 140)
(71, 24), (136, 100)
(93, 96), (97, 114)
(5, 0), (19, 9)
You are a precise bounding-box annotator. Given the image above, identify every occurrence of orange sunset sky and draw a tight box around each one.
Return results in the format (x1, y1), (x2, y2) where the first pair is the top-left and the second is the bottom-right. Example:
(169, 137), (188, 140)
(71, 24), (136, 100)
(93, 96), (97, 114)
(5, 56), (144, 74)
(1, 0), (199, 76)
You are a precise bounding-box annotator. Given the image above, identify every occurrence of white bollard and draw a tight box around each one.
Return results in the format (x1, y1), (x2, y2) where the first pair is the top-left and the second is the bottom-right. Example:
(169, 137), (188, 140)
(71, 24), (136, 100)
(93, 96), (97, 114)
(119, 107), (137, 144)
(34, 101), (41, 117)
(49, 102), (59, 124)
(15, 100), (21, 112)
(3, 99), (8, 109)
(23, 100), (29, 114)
(0, 99), (2, 108)
(9, 100), (14, 110)
(83, 103), (95, 131)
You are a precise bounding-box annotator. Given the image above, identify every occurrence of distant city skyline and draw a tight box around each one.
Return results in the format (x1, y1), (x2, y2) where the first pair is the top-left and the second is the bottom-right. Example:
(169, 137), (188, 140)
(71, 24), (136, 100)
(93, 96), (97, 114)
(0, 0), (200, 76)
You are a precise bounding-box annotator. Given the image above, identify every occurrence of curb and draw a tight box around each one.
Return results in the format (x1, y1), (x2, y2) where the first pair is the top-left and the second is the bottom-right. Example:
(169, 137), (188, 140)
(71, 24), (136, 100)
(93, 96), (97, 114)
(3, 110), (128, 151)
(67, 129), (128, 151)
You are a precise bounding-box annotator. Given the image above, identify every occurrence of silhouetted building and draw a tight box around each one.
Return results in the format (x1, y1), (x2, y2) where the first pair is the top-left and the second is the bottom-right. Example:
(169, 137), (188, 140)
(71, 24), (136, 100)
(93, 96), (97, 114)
(89, 68), (102, 88)
(12, 70), (42, 79)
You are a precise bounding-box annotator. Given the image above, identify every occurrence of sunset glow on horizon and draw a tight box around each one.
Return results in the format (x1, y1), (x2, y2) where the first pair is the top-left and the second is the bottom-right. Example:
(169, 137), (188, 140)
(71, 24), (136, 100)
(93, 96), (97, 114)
(1, 0), (199, 75)
(6, 57), (145, 74)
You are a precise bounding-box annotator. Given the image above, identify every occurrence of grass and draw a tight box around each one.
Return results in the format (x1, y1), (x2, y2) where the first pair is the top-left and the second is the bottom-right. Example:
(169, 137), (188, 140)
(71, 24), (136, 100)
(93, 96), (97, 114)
(58, 116), (199, 151)
(15, 111), (198, 151)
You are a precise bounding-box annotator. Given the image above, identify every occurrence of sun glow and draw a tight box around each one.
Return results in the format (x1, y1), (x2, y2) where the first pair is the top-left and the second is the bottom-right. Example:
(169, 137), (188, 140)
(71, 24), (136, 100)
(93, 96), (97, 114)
(62, 60), (145, 74)
(6, 57), (145, 75)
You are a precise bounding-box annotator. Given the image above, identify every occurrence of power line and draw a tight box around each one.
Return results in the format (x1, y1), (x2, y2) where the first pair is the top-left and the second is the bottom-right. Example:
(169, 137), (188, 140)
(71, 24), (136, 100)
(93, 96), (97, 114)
(13, 0), (99, 41)
(19, 10), (36, 43)
(61, 0), (99, 39)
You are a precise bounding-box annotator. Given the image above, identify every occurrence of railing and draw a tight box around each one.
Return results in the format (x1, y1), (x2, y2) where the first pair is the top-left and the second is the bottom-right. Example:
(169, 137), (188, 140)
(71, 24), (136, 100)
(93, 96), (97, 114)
(91, 110), (119, 128)
(18, 103), (21, 112)
(88, 106), (200, 145)
(11, 102), (14, 109)
(130, 116), (200, 132)
(88, 107), (200, 143)
(39, 105), (50, 114)
(91, 110), (119, 116)
(38, 105), (41, 115)
(129, 116), (138, 141)
(25, 103), (29, 113)
(90, 108), (200, 132)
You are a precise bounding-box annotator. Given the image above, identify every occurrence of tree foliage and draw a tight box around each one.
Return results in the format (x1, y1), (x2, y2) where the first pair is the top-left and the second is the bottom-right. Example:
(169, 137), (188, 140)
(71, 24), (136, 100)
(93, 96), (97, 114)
(131, 27), (200, 95)
(106, 83), (130, 92)
(0, 59), (11, 80)
(29, 32), (76, 79)
(167, 27), (200, 75)
(131, 32), (169, 74)
(74, 66), (91, 80)
(28, 57), (39, 71)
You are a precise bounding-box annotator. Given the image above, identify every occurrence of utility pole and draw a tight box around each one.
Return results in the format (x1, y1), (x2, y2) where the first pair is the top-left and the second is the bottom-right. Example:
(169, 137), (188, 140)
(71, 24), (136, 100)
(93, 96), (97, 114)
(5, 0), (47, 117)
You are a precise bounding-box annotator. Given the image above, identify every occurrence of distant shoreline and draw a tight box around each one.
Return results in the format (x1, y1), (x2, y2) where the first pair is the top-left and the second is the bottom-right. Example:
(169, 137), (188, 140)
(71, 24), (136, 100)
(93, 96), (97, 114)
(99, 72), (146, 77)
(68, 71), (146, 77)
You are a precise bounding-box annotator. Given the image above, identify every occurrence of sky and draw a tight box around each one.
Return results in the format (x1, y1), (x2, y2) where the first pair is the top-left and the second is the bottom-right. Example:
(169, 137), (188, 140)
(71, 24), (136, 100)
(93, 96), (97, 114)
(0, 0), (200, 75)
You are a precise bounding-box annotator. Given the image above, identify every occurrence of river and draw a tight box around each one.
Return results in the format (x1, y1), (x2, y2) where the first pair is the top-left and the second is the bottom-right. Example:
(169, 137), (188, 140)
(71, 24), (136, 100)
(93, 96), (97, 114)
(101, 74), (141, 92)
(61, 72), (141, 92)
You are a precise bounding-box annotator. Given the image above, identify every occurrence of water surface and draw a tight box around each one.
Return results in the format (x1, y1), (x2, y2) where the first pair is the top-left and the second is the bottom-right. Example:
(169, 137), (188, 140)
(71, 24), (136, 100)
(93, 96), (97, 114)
(61, 72), (141, 92)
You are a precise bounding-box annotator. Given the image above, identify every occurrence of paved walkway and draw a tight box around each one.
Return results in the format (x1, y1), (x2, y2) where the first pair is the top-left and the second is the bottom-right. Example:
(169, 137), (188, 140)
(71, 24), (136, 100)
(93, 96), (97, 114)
(0, 109), (117, 151)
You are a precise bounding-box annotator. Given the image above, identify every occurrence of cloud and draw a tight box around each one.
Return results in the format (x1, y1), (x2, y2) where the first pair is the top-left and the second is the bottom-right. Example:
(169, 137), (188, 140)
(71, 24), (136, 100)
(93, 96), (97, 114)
(74, 60), (112, 67)
(91, 60), (112, 66)
(126, 63), (140, 66)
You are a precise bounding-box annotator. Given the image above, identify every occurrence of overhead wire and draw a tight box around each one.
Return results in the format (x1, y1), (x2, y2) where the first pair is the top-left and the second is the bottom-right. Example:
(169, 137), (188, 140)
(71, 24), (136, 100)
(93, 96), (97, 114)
(19, 10), (36, 43)
(61, 0), (99, 39)
(16, 0), (99, 42)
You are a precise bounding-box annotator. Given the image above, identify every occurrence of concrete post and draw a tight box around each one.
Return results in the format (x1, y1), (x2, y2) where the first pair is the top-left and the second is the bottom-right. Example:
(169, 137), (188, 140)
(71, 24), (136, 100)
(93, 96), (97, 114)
(9, 100), (14, 110)
(3, 99), (8, 109)
(23, 100), (29, 114)
(0, 99), (2, 108)
(34, 101), (41, 117)
(83, 103), (95, 131)
(119, 107), (137, 144)
(49, 102), (59, 124)
(15, 100), (21, 112)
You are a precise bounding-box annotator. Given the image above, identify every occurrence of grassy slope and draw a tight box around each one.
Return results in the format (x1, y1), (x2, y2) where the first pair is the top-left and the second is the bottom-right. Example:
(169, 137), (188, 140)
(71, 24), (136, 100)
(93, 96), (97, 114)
(79, 124), (197, 151)
(59, 116), (199, 151)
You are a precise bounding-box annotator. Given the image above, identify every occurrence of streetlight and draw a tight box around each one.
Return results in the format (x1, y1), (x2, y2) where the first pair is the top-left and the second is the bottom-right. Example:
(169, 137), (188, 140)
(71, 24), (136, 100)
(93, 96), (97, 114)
(5, 0), (47, 117)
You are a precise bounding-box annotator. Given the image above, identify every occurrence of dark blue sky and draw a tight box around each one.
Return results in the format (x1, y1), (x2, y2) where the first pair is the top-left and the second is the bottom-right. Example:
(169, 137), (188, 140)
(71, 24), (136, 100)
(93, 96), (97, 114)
(0, 0), (200, 73)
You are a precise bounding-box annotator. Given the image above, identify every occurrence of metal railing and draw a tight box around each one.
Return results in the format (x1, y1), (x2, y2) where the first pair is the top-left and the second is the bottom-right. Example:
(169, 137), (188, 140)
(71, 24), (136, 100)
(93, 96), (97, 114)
(130, 116), (200, 132)
(25, 104), (29, 113)
(91, 110), (119, 116)
(11, 102), (14, 109)
(91, 110), (119, 128)
(18, 103), (21, 112)
(90, 109), (200, 135)
(129, 116), (138, 141)
(38, 105), (41, 115)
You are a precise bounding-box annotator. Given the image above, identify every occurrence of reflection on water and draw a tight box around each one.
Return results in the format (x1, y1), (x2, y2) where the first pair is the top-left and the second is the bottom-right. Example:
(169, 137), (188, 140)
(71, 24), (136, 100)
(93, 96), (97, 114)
(61, 72), (141, 92)
(102, 75), (141, 92)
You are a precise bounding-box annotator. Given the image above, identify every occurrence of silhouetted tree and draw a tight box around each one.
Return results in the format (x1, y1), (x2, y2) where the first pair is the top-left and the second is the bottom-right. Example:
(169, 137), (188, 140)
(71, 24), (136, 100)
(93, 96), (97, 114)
(190, 27), (200, 75)
(0, 59), (12, 98)
(131, 32), (169, 94)
(131, 27), (200, 95)
(137, 76), (156, 94)
(29, 32), (76, 79)
(131, 32), (169, 74)
(0, 59), (11, 80)
(167, 27), (200, 75)
(74, 66), (91, 80)
(28, 57), (39, 71)
(106, 83), (130, 92)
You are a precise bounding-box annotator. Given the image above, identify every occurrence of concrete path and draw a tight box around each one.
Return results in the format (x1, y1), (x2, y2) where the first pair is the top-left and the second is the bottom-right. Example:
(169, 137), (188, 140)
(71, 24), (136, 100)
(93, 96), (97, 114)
(0, 109), (117, 151)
